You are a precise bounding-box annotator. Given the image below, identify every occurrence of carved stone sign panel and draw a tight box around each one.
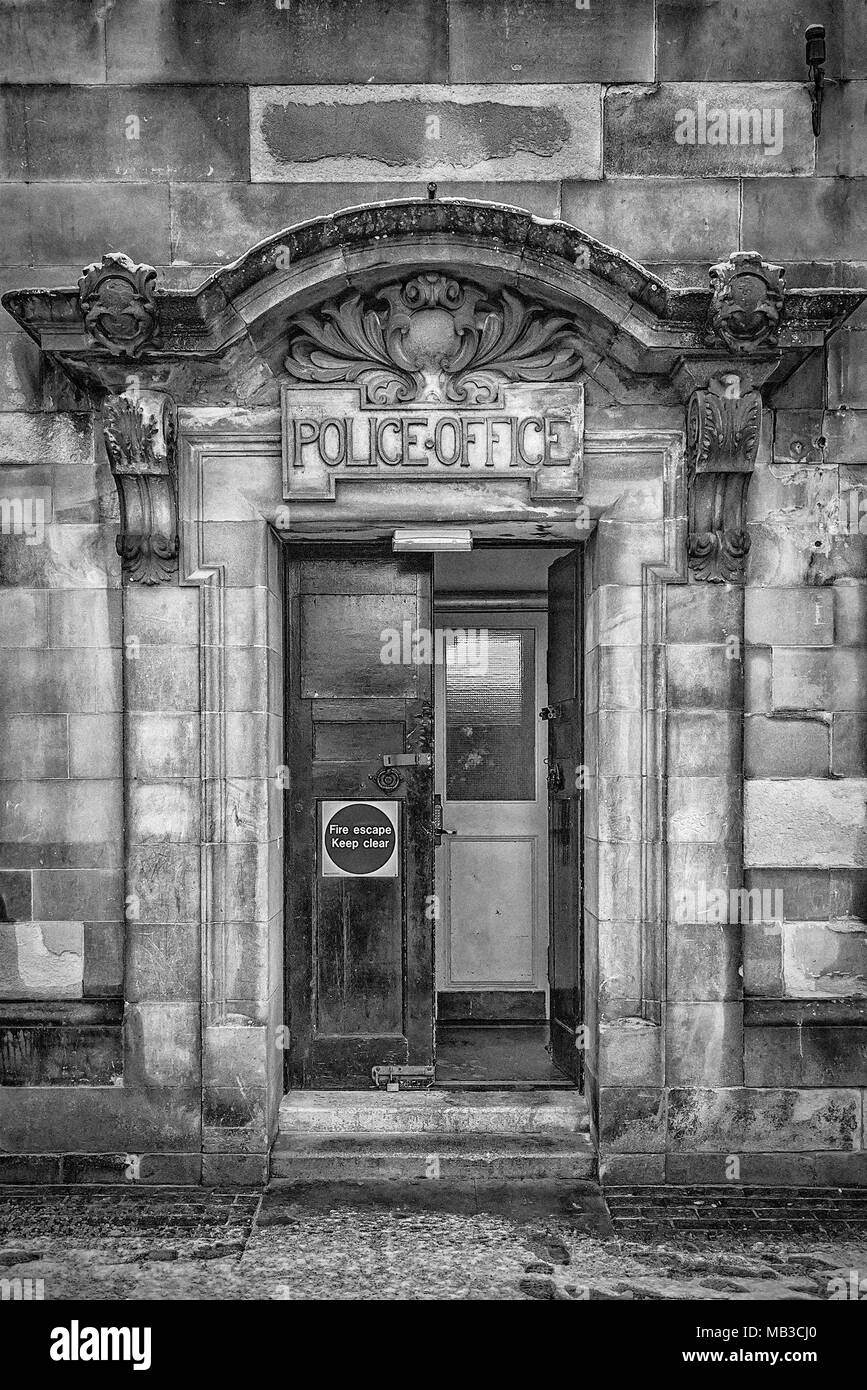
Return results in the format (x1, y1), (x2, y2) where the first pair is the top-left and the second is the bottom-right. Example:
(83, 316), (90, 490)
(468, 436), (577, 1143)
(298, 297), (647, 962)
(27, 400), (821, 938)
(282, 382), (584, 502)
(281, 271), (584, 503)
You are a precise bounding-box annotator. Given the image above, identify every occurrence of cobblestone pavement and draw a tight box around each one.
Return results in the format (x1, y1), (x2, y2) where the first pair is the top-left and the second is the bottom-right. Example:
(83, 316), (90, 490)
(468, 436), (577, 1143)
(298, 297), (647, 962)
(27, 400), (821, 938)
(1, 1183), (866, 1301)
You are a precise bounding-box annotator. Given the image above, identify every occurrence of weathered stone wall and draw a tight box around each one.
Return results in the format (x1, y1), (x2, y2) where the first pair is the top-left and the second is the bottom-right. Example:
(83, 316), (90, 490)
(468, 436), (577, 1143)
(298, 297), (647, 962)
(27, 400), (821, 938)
(1, 0), (865, 1181)
(0, 388), (126, 1099)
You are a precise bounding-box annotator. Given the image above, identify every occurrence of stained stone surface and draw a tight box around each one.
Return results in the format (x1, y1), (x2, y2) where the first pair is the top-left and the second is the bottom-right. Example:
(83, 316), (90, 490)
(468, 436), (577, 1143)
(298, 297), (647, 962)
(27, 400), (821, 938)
(249, 85), (602, 182)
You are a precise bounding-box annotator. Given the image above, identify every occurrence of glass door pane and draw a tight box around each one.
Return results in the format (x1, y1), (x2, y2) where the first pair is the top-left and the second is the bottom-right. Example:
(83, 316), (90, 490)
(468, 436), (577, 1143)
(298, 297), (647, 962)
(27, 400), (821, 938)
(445, 628), (535, 801)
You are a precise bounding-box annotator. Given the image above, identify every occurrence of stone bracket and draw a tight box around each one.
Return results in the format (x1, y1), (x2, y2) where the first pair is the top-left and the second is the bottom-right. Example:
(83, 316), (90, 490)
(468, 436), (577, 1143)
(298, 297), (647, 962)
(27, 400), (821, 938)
(102, 390), (179, 585)
(685, 375), (761, 585)
(672, 355), (780, 587)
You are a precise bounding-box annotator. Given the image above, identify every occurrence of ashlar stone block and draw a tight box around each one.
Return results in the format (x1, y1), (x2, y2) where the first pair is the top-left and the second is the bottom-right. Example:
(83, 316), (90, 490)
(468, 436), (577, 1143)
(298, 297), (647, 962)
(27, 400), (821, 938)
(0, 921), (83, 998)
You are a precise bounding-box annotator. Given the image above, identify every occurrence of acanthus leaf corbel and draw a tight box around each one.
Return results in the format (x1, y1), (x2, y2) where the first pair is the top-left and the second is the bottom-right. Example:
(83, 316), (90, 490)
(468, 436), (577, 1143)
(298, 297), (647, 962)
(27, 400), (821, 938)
(101, 390), (178, 585)
(685, 373), (762, 583)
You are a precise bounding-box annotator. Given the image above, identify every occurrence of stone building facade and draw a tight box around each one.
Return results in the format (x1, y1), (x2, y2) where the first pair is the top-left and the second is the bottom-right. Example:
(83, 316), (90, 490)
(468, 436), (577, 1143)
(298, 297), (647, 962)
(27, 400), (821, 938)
(0, 0), (865, 1186)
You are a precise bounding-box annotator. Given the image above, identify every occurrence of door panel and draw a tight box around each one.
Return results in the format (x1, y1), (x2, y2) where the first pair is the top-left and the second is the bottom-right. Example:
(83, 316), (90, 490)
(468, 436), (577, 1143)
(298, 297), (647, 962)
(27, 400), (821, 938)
(301, 593), (420, 697)
(435, 610), (548, 996)
(313, 721), (404, 763)
(447, 836), (535, 982)
(546, 550), (584, 1084)
(286, 551), (435, 1088)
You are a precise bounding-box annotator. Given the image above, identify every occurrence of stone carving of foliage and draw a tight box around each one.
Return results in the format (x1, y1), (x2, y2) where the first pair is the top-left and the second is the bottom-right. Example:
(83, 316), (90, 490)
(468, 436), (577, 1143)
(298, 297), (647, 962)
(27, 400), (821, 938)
(284, 273), (583, 405)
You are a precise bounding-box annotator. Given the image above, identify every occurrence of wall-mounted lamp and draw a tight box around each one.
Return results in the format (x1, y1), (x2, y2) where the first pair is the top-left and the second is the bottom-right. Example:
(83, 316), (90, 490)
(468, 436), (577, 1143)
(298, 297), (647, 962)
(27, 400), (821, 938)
(805, 23), (826, 137)
(393, 528), (473, 552)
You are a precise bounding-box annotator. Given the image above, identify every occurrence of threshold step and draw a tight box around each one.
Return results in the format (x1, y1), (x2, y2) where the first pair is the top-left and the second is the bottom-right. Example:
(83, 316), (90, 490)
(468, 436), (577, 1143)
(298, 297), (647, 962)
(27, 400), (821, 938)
(270, 1131), (596, 1181)
(278, 1089), (589, 1136)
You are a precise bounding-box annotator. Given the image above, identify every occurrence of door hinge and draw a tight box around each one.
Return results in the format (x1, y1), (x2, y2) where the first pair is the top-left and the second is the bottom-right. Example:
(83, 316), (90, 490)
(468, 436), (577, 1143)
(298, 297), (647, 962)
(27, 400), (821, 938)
(371, 1064), (435, 1091)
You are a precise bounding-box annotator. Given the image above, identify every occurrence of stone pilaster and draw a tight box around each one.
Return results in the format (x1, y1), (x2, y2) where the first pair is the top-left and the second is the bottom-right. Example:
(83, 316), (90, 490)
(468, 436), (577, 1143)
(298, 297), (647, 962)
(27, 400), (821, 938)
(664, 344), (779, 1118)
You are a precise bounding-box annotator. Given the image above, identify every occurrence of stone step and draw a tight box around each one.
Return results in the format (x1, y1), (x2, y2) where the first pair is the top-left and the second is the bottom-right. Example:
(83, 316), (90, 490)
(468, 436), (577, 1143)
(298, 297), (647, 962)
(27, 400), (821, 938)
(277, 1089), (589, 1136)
(270, 1131), (596, 1182)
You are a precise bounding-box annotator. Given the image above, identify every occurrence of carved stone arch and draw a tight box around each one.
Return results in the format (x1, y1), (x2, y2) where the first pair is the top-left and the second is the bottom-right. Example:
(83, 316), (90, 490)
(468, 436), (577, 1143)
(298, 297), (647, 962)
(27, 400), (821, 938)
(4, 199), (857, 398)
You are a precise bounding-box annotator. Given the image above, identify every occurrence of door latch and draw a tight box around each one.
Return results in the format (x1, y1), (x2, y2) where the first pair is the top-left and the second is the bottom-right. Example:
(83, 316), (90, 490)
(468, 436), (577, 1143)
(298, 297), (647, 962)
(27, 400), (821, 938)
(371, 1065), (435, 1091)
(539, 705), (561, 721)
(380, 752), (432, 768)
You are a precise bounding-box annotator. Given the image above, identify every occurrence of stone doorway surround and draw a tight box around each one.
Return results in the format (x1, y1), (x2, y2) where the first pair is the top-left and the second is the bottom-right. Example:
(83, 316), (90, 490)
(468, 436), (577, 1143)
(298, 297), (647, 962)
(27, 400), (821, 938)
(2, 201), (861, 1184)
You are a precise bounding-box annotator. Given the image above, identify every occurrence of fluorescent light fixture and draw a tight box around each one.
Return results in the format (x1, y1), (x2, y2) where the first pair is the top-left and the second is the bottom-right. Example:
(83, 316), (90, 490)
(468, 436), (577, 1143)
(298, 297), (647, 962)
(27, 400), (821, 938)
(392, 528), (473, 553)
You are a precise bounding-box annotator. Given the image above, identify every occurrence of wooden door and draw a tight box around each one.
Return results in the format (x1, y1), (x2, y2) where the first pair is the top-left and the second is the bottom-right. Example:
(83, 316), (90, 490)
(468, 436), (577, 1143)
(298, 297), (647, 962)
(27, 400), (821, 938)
(546, 549), (584, 1083)
(434, 610), (549, 1010)
(286, 550), (435, 1088)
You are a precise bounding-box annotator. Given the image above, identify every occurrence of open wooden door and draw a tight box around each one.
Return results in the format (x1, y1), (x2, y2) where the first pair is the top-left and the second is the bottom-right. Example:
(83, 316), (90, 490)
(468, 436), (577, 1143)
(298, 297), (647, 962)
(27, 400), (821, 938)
(545, 549), (584, 1084)
(286, 549), (435, 1089)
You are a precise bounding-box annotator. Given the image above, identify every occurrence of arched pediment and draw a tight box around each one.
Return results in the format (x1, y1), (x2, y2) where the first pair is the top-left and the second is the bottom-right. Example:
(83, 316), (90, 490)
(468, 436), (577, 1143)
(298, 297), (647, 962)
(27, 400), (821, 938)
(2, 198), (862, 407)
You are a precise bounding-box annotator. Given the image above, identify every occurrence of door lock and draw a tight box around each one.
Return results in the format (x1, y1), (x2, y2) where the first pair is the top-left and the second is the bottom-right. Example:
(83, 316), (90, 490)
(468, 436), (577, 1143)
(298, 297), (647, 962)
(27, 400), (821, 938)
(371, 766), (402, 793)
(429, 793), (456, 846)
(546, 762), (565, 792)
(539, 705), (561, 721)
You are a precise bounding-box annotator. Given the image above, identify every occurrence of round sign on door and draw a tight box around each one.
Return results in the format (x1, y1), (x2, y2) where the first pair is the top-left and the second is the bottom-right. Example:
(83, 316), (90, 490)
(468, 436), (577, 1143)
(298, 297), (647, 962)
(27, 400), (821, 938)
(320, 800), (400, 879)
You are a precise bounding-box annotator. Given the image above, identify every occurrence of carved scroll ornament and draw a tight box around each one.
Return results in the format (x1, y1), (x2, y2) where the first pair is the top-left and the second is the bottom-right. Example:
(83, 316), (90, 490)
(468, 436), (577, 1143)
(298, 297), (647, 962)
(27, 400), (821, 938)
(686, 375), (762, 584)
(102, 391), (178, 585)
(284, 273), (583, 405)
